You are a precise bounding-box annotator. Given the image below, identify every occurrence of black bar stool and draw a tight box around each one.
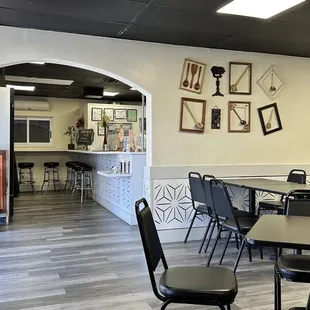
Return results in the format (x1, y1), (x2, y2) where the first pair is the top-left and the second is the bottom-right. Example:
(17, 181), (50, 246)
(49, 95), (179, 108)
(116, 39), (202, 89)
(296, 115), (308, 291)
(71, 163), (93, 203)
(18, 162), (35, 193)
(64, 161), (80, 192)
(41, 162), (61, 192)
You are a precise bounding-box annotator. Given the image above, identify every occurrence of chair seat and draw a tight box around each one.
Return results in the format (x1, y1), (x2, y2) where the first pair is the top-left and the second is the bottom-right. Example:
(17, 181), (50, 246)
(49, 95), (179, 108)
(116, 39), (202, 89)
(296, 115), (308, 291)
(234, 209), (252, 217)
(44, 162), (59, 168)
(196, 204), (210, 214)
(222, 216), (258, 234)
(159, 266), (237, 305)
(259, 200), (284, 210)
(277, 254), (310, 283)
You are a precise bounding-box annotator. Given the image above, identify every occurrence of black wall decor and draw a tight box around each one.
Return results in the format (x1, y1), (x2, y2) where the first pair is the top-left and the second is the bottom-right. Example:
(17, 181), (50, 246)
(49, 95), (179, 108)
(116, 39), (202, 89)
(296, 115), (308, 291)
(211, 66), (225, 97)
(211, 106), (221, 129)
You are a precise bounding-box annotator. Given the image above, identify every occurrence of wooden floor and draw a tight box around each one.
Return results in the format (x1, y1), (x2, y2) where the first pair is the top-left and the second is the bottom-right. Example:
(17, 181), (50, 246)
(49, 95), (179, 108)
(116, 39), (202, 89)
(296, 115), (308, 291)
(0, 193), (309, 310)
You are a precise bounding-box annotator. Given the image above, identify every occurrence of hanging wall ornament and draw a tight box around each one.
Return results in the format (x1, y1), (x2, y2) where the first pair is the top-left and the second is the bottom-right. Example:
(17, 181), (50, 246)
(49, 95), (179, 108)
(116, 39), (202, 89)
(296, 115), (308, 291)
(211, 106), (221, 129)
(211, 66), (225, 97)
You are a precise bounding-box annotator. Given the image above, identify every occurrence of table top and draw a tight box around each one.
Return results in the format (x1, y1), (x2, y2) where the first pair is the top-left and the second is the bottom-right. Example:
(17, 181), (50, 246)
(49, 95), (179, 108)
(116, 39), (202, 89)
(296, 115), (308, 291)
(247, 215), (310, 250)
(224, 178), (310, 195)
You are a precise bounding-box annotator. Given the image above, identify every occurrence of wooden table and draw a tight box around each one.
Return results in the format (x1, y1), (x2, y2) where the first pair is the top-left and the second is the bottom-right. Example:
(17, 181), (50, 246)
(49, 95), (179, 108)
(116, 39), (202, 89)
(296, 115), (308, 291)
(247, 215), (310, 310)
(224, 178), (310, 213)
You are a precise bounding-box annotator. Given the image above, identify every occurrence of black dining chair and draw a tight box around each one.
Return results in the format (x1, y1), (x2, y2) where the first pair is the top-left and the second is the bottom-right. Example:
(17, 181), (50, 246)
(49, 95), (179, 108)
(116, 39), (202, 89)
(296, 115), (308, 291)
(184, 172), (214, 246)
(206, 179), (261, 273)
(258, 169), (307, 216)
(275, 190), (310, 310)
(135, 198), (238, 310)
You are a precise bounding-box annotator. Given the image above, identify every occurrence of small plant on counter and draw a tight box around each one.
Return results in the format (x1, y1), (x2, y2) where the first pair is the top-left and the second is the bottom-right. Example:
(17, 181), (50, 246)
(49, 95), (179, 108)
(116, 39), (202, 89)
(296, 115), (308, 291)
(63, 125), (76, 150)
(97, 112), (110, 150)
(76, 116), (85, 129)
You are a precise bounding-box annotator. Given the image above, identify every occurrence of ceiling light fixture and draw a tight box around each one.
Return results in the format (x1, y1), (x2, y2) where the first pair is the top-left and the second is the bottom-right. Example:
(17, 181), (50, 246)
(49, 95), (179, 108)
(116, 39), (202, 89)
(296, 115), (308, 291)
(104, 91), (119, 97)
(29, 62), (45, 65)
(130, 87), (137, 91)
(217, 0), (306, 19)
(5, 76), (74, 86)
(6, 84), (35, 91)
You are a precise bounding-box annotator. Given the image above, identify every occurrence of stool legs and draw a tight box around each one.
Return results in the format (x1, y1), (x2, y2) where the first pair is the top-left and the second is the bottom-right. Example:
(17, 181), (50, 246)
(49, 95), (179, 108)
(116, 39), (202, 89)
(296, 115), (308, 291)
(71, 170), (93, 203)
(41, 167), (61, 193)
(18, 167), (35, 193)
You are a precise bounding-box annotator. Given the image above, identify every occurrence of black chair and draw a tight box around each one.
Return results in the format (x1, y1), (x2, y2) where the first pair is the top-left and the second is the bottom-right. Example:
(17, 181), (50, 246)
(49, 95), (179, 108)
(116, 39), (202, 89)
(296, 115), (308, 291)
(275, 190), (310, 310)
(135, 198), (238, 310)
(207, 179), (261, 273)
(258, 169), (307, 215)
(184, 172), (214, 245)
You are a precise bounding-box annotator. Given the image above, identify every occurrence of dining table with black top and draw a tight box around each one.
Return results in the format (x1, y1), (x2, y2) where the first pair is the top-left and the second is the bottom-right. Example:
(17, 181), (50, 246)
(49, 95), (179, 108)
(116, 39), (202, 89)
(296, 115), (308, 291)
(246, 214), (310, 310)
(224, 178), (310, 214)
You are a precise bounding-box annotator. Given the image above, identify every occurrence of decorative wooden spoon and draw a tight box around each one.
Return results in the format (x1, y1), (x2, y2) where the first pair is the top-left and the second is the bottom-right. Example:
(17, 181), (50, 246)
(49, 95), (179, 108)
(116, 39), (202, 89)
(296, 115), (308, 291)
(182, 63), (190, 88)
(194, 66), (202, 91)
(190, 64), (198, 89)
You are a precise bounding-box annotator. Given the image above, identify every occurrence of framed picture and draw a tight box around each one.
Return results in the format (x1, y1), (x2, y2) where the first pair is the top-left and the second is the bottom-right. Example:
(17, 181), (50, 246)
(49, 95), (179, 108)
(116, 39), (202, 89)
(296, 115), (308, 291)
(114, 109), (127, 119)
(127, 109), (137, 122)
(179, 97), (206, 134)
(179, 59), (206, 94)
(229, 62), (252, 95)
(104, 108), (114, 122)
(257, 65), (286, 100)
(91, 107), (102, 121)
(108, 122), (132, 135)
(257, 102), (282, 136)
(97, 125), (105, 136)
(228, 101), (251, 133)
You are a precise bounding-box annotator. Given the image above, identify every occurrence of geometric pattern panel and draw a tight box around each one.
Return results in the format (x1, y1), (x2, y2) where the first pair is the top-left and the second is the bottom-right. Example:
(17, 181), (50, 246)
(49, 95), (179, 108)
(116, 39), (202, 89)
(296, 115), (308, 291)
(153, 179), (208, 230)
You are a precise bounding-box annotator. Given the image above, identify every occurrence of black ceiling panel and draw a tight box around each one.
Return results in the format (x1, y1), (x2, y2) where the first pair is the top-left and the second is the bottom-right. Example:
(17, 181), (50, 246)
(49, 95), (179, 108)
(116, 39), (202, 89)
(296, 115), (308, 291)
(0, 0), (310, 57)
(0, 63), (142, 102)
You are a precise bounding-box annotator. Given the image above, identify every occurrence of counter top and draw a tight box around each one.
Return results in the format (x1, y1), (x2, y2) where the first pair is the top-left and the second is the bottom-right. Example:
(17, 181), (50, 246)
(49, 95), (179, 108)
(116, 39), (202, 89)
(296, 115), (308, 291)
(67, 150), (146, 155)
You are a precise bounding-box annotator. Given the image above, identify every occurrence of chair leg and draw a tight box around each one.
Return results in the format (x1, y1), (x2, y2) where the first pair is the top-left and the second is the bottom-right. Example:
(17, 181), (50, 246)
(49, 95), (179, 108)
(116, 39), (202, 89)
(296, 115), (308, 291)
(184, 209), (198, 243)
(233, 237), (246, 273)
(235, 233), (239, 249)
(219, 306), (226, 310)
(247, 243), (252, 262)
(259, 245), (264, 259)
(160, 300), (172, 310)
(198, 217), (212, 253)
(204, 220), (216, 253)
(227, 305), (231, 310)
(219, 231), (232, 265)
(206, 226), (223, 266)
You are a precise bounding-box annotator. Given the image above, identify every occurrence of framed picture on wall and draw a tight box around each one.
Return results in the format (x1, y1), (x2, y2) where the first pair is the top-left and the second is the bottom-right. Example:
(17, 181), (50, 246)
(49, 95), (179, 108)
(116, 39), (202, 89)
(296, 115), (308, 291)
(104, 108), (114, 121)
(127, 109), (137, 122)
(91, 107), (102, 121)
(114, 109), (127, 119)
(108, 122), (132, 135)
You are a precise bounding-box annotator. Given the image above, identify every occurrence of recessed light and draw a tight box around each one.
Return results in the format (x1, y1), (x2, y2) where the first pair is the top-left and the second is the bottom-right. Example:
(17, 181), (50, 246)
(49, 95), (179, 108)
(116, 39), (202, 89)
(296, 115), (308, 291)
(6, 84), (35, 91)
(29, 62), (45, 65)
(104, 91), (119, 97)
(217, 0), (306, 19)
(130, 87), (137, 91)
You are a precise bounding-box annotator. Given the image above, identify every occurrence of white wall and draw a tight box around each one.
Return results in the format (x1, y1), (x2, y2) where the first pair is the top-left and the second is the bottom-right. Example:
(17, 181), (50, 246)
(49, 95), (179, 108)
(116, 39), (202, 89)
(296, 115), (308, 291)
(14, 97), (83, 151)
(1, 26), (310, 167)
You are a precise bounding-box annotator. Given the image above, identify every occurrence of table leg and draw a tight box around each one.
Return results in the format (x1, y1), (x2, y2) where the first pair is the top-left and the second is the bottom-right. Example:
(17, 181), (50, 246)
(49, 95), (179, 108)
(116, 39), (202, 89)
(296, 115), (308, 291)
(249, 189), (256, 214)
(274, 248), (281, 310)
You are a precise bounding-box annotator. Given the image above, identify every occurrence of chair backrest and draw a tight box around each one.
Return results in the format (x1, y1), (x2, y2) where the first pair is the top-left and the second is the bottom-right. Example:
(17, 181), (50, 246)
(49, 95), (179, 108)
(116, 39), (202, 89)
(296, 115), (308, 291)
(135, 198), (167, 301)
(285, 190), (310, 216)
(287, 169), (307, 184)
(188, 172), (206, 205)
(203, 174), (215, 212)
(210, 179), (237, 223)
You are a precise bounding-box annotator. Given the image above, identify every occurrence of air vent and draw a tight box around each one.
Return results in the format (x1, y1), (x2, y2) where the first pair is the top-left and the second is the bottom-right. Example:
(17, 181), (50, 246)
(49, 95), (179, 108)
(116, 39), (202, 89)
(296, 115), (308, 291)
(84, 87), (104, 99)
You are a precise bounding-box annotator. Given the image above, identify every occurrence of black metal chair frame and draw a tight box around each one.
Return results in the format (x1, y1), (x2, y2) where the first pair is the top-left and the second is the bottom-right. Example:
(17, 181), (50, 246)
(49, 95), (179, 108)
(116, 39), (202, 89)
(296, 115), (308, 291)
(258, 169), (307, 215)
(275, 189), (310, 310)
(136, 198), (236, 310)
(206, 179), (262, 273)
(184, 172), (214, 248)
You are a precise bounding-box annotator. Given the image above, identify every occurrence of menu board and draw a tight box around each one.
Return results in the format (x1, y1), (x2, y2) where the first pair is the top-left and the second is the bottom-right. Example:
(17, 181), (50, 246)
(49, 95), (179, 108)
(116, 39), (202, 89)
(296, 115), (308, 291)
(76, 129), (94, 146)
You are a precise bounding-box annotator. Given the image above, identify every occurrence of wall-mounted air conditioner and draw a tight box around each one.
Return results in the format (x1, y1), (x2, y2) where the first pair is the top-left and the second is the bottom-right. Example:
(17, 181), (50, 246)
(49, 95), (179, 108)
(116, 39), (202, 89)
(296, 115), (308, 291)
(14, 100), (50, 111)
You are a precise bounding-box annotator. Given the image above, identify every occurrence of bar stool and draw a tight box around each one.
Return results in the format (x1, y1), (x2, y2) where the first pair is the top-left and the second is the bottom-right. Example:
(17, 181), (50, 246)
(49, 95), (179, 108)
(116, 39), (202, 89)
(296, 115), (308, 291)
(41, 162), (61, 192)
(71, 163), (93, 203)
(18, 162), (35, 193)
(64, 161), (80, 192)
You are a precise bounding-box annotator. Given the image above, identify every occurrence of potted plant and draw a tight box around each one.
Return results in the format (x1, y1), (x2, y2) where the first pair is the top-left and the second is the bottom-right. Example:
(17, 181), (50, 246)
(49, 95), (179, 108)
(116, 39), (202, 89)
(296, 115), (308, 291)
(97, 112), (110, 151)
(63, 125), (76, 150)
